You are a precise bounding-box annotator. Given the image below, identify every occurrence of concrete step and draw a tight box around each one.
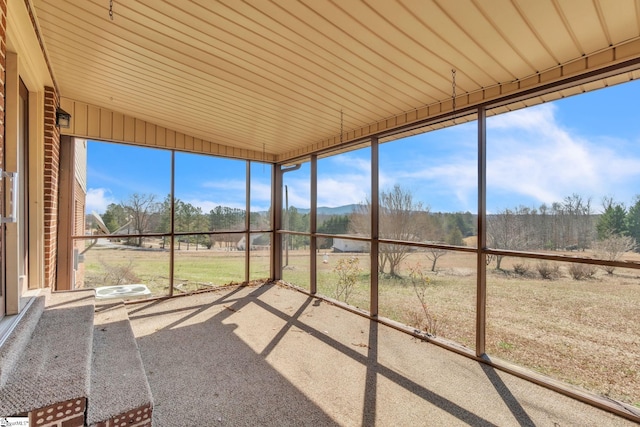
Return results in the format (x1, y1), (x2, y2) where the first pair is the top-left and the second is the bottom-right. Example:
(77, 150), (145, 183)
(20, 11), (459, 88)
(0, 290), (47, 387)
(0, 289), (95, 421)
(0, 289), (154, 426)
(87, 301), (153, 427)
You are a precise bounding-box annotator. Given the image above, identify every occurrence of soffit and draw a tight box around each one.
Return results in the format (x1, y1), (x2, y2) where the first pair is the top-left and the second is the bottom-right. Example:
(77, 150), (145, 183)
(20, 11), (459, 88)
(31, 0), (640, 161)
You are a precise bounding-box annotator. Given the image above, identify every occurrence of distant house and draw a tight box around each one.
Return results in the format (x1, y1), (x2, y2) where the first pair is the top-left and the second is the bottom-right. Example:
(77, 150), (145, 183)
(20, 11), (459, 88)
(237, 234), (270, 251)
(332, 237), (369, 253)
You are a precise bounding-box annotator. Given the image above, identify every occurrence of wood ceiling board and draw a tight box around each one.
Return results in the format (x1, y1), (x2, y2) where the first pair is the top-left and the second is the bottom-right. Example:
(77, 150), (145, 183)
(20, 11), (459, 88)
(405, 0), (516, 84)
(38, 1), (358, 131)
(124, 1), (403, 120)
(217, 0), (430, 107)
(555, 0), (609, 55)
(42, 29), (344, 143)
(385, 1), (500, 89)
(437, 0), (535, 80)
(595, 0), (640, 45)
(513, 0), (582, 61)
(262, 3), (431, 106)
(327, 0), (453, 98)
(50, 65), (314, 153)
(36, 9), (356, 145)
(473, 0), (558, 74)
(42, 50), (309, 149)
(285, 0), (438, 98)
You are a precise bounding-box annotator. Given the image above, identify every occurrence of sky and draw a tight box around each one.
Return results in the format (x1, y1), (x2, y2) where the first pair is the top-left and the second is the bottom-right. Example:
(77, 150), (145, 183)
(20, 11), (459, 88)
(86, 78), (640, 216)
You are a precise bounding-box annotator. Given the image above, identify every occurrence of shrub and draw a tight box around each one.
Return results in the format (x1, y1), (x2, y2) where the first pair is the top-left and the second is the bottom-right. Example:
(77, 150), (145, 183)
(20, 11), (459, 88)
(333, 257), (362, 304)
(568, 263), (597, 280)
(99, 258), (139, 286)
(593, 234), (635, 275)
(407, 265), (437, 336)
(536, 261), (560, 280)
(512, 262), (529, 276)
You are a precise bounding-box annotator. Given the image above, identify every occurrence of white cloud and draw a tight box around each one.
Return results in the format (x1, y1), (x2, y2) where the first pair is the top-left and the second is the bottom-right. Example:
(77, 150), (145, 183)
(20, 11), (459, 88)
(485, 103), (640, 208)
(317, 155), (371, 206)
(86, 188), (115, 214)
(371, 103), (640, 212)
(317, 175), (370, 206)
(250, 181), (272, 203)
(378, 133), (478, 212)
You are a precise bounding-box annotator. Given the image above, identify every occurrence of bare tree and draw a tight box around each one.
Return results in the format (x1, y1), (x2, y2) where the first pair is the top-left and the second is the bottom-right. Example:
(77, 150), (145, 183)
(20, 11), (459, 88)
(351, 185), (428, 277)
(122, 193), (159, 247)
(425, 247), (447, 272)
(561, 194), (594, 250)
(487, 207), (531, 269)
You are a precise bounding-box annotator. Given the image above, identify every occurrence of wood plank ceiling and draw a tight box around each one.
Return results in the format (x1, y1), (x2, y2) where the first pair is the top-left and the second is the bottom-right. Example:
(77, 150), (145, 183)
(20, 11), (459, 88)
(32, 0), (640, 161)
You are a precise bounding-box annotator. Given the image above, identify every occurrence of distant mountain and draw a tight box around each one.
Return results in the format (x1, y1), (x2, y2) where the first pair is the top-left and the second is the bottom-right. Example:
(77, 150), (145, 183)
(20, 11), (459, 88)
(291, 204), (359, 215)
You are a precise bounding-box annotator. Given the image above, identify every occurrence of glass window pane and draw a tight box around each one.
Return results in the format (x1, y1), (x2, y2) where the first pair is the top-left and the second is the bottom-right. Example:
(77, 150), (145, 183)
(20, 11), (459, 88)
(282, 161), (310, 233)
(251, 162), (272, 231)
(281, 233), (310, 289)
(173, 234), (245, 293)
(316, 243), (370, 312)
(487, 256), (640, 406)
(378, 245), (475, 348)
(86, 141), (171, 236)
(249, 233), (271, 281)
(379, 119), (478, 246)
(175, 153), (246, 232)
(78, 240), (170, 298)
(487, 81), (640, 262)
(317, 146), (371, 238)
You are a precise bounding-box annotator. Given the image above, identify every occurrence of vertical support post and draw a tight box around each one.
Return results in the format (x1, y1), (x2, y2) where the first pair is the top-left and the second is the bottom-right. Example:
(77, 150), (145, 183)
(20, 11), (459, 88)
(370, 137), (379, 317)
(310, 155), (317, 294)
(245, 161), (251, 283)
(476, 106), (487, 356)
(169, 151), (175, 297)
(55, 136), (74, 292)
(272, 165), (282, 280)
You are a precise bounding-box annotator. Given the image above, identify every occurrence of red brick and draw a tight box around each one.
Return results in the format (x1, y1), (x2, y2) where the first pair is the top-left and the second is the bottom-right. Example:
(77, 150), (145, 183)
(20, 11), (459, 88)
(60, 415), (85, 427)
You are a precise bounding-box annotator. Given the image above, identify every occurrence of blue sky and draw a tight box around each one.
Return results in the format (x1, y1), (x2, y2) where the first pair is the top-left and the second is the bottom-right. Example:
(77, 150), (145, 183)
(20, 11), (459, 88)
(86, 79), (640, 215)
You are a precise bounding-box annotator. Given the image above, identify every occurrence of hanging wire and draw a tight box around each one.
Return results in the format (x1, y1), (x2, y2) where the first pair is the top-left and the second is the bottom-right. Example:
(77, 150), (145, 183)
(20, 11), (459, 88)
(451, 69), (457, 123)
(109, 0), (114, 20)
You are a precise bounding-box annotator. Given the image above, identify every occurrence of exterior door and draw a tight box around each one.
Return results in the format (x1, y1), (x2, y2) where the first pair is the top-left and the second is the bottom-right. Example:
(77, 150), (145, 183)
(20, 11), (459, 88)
(0, 105), (4, 319)
(1, 78), (30, 318)
(17, 79), (29, 296)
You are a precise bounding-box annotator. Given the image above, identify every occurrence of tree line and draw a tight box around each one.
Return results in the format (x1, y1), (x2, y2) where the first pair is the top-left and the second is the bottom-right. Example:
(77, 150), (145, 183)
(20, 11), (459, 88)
(488, 194), (640, 270)
(98, 188), (640, 276)
(99, 193), (269, 249)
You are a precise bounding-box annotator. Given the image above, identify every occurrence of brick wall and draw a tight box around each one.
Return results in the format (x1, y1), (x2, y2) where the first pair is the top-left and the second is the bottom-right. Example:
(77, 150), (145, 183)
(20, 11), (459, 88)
(44, 87), (60, 288)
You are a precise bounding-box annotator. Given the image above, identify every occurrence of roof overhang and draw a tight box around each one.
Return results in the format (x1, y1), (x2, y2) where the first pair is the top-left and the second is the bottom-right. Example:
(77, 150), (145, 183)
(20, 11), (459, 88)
(29, 0), (640, 162)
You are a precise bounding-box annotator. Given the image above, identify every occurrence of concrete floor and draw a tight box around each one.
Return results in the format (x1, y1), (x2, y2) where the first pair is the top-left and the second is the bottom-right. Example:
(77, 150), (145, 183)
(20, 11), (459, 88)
(126, 283), (638, 427)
